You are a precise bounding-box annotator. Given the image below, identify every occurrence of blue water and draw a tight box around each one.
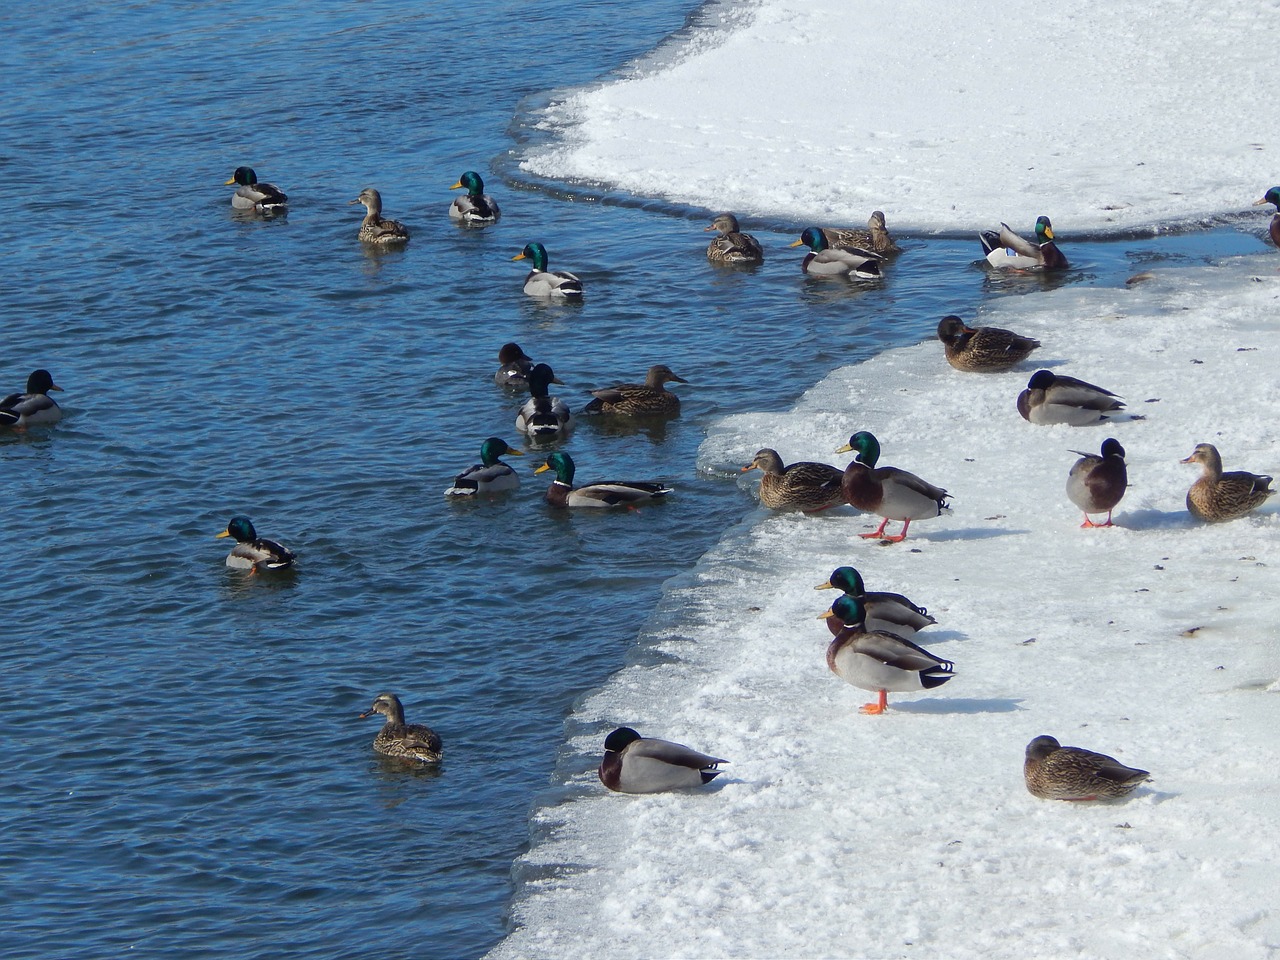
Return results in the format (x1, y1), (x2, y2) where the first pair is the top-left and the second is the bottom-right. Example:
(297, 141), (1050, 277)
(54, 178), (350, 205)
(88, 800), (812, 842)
(1, 3), (1272, 959)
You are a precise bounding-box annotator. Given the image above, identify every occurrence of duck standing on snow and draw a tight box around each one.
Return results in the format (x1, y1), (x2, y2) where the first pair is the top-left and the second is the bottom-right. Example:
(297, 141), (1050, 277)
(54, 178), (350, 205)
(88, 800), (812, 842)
(818, 211), (901, 256)
(515, 363), (573, 439)
(494, 342), (535, 390)
(445, 437), (523, 497)
(350, 188), (410, 245)
(815, 566), (936, 639)
(1253, 186), (1280, 247)
(741, 449), (845, 512)
(1181, 443), (1274, 522)
(598, 726), (726, 793)
(705, 213), (764, 264)
(535, 452), (672, 508)
(449, 170), (500, 225)
(979, 216), (1068, 270)
(1024, 735), (1149, 801)
(1066, 438), (1128, 527)
(0, 369), (63, 428)
(582, 364), (687, 417)
(936, 315), (1040, 372)
(821, 594), (954, 715)
(513, 242), (583, 298)
(215, 516), (296, 571)
(225, 166), (288, 212)
(359, 693), (442, 764)
(1017, 370), (1125, 425)
(836, 431), (951, 542)
(789, 227), (883, 280)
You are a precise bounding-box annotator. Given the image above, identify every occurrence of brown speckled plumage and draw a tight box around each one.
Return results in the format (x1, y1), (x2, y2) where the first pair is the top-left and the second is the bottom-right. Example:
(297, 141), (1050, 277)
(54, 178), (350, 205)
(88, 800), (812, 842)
(936, 315), (1040, 372)
(820, 211), (901, 256)
(1024, 735), (1149, 801)
(583, 365), (687, 417)
(742, 449), (845, 512)
(359, 693), (442, 764)
(705, 214), (764, 264)
(1181, 443), (1273, 522)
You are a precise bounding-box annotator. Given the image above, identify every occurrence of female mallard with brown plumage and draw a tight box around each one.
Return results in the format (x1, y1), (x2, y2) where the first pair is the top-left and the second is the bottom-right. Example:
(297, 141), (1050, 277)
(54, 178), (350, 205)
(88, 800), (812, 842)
(741, 449), (845, 512)
(1024, 735), (1149, 801)
(818, 211), (901, 256)
(936, 315), (1040, 372)
(979, 215), (1068, 270)
(350, 188), (410, 244)
(583, 364), (687, 418)
(1181, 443), (1274, 522)
(1066, 438), (1127, 527)
(359, 693), (442, 764)
(837, 431), (950, 542)
(1254, 186), (1280, 247)
(820, 594), (954, 715)
(705, 213), (764, 264)
(814, 566), (935, 638)
(535, 452), (672, 508)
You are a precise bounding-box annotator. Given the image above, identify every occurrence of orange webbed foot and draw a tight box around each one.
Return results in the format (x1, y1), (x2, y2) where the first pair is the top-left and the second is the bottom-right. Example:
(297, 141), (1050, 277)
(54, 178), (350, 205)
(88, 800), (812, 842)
(859, 702), (887, 715)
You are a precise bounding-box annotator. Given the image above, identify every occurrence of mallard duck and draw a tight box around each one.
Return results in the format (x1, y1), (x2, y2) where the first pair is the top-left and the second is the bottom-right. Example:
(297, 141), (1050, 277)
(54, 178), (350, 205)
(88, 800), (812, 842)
(0, 369), (63, 428)
(1253, 186), (1280, 246)
(495, 342), (535, 390)
(513, 242), (583, 298)
(1024, 735), (1149, 801)
(515, 363), (573, 439)
(936, 315), (1040, 372)
(582, 365), (687, 417)
(836, 431), (951, 542)
(225, 166), (287, 211)
(789, 227), (883, 279)
(705, 213), (764, 264)
(1017, 370), (1124, 425)
(598, 726), (727, 793)
(535, 452), (672, 508)
(821, 594), (954, 715)
(215, 516), (296, 571)
(741, 449), (845, 512)
(978, 216), (1068, 270)
(815, 566), (935, 638)
(350, 188), (410, 245)
(819, 211), (901, 256)
(1181, 443), (1274, 522)
(445, 437), (523, 497)
(449, 170), (500, 225)
(359, 693), (442, 764)
(1066, 438), (1127, 527)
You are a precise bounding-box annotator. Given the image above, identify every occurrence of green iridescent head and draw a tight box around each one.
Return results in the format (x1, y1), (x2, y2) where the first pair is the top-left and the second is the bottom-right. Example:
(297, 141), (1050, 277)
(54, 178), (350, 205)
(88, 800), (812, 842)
(479, 437), (521, 466)
(827, 566), (866, 596)
(535, 451), (576, 484)
(514, 242), (549, 272)
(453, 171), (486, 196)
(839, 431), (881, 468)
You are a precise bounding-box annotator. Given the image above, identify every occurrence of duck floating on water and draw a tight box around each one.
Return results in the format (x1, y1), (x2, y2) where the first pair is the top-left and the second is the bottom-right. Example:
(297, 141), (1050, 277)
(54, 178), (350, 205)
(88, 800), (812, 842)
(449, 170), (500, 225)
(515, 363), (573, 439)
(535, 452), (672, 508)
(350, 188), (410, 245)
(0, 369), (63, 428)
(445, 437), (523, 497)
(818, 211), (901, 256)
(1181, 443), (1274, 522)
(837, 431), (951, 542)
(582, 364), (687, 418)
(598, 726), (726, 793)
(216, 516), (296, 571)
(1066, 438), (1128, 527)
(815, 566), (936, 639)
(741, 449), (845, 512)
(494, 342), (535, 390)
(225, 166), (287, 212)
(979, 216), (1068, 270)
(705, 213), (764, 264)
(1024, 735), (1149, 801)
(360, 693), (442, 764)
(513, 242), (583, 298)
(790, 228), (883, 280)
(936, 315), (1040, 372)
(1017, 370), (1124, 425)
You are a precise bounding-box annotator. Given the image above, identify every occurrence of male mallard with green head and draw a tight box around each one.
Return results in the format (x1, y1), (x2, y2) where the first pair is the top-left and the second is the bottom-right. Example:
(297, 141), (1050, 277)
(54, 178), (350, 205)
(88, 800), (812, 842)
(790, 227), (883, 279)
(837, 431), (950, 542)
(535, 452), (671, 508)
(598, 726), (727, 793)
(1253, 186), (1280, 246)
(1066, 438), (1127, 527)
(216, 516), (296, 571)
(0, 369), (63, 428)
(815, 566), (935, 638)
(1017, 370), (1124, 425)
(513, 242), (583, 298)
(449, 170), (500, 225)
(445, 437), (523, 497)
(225, 166), (288, 212)
(979, 215), (1068, 270)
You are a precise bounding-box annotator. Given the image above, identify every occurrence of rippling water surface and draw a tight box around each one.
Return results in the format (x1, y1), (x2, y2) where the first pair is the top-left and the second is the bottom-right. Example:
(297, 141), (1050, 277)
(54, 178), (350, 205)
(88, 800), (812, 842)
(1, 2), (1270, 958)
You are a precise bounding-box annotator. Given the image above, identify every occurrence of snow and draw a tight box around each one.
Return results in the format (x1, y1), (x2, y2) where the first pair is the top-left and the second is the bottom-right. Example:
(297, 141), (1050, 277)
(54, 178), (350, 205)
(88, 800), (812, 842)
(493, 2), (1280, 957)
(521, 0), (1280, 234)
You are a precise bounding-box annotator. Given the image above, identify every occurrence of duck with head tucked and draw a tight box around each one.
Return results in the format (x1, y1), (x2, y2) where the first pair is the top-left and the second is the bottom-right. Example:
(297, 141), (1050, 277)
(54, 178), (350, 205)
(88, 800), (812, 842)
(821, 594), (954, 715)
(936, 315), (1040, 373)
(837, 431), (951, 542)
(225, 166), (288, 212)
(445, 437), (523, 497)
(1066, 438), (1127, 527)
(535, 452), (672, 508)
(818, 211), (901, 256)
(741, 449), (845, 512)
(582, 365), (687, 418)
(790, 227), (883, 279)
(705, 213), (764, 264)
(815, 566), (935, 639)
(1181, 443), (1274, 523)
(449, 170), (500, 225)
(494, 342), (535, 390)
(979, 216), (1068, 270)
(360, 693), (442, 764)
(598, 726), (726, 793)
(1017, 370), (1124, 425)
(513, 242), (583, 298)
(515, 363), (573, 440)
(1024, 735), (1149, 801)
(350, 188), (410, 245)
(216, 516), (296, 571)
(1254, 186), (1280, 247)
(0, 369), (63, 428)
